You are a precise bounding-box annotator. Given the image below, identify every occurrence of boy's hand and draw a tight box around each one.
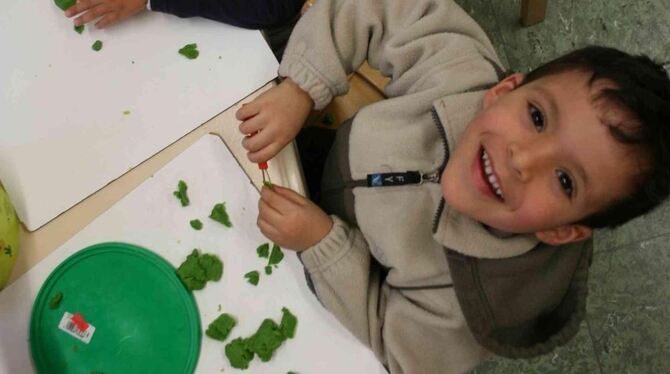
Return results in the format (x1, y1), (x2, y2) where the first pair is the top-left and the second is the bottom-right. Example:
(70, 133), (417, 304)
(237, 78), (313, 164)
(65, 0), (147, 28)
(257, 185), (333, 252)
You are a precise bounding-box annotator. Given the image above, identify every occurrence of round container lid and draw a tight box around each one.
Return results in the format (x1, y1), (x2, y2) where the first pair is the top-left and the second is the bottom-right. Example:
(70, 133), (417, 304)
(30, 242), (201, 373)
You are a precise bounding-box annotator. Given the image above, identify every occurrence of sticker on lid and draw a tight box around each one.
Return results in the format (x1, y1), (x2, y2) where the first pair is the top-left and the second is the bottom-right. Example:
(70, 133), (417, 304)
(58, 312), (96, 344)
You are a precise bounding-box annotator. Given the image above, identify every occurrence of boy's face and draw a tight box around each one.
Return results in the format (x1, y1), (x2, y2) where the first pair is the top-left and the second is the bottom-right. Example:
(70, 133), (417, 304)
(441, 70), (644, 245)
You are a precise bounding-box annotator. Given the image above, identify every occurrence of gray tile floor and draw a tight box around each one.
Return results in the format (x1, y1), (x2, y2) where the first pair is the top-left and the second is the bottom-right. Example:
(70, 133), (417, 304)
(453, 0), (670, 373)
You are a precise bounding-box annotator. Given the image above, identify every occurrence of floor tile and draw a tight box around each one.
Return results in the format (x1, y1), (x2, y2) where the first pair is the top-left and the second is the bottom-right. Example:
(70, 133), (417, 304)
(594, 202), (670, 253)
(471, 321), (600, 374)
(587, 235), (670, 373)
(453, 0), (511, 69)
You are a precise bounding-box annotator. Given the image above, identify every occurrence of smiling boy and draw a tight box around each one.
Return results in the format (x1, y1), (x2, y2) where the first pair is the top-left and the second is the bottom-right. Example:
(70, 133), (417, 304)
(235, 0), (670, 372)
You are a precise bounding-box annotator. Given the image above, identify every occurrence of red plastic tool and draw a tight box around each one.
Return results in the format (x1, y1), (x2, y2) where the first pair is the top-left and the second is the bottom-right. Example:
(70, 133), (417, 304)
(71, 312), (89, 331)
(247, 132), (272, 186)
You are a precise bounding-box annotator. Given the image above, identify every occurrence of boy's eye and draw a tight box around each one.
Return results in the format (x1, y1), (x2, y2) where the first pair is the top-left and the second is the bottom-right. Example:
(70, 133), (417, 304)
(556, 170), (574, 197)
(529, 104), (545, 132)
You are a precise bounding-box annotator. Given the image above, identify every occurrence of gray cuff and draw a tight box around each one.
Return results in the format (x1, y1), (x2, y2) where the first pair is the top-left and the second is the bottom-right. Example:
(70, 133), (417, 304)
(299, 215), (352, 272)
(278, 54), (338, 110)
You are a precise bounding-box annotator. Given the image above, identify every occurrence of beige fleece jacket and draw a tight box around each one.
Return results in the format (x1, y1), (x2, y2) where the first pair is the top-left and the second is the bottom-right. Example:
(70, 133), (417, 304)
(279, 1), (539, 373)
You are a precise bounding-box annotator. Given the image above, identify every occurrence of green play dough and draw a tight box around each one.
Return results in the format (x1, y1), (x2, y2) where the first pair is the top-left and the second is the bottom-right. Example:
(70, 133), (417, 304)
(176, 249), (223, 290)
(256, 243), (269, 258)
(209, 203), (232, 227)
(189, 219), (203, 230)
(244, 271), (259, 286)
(92, 40), (103, 52)
(248, 319), (284, 362)
(224, 337), (254, 369)
(224, 308), (298, 368)
(279, 307), (297, 339)
(206, 313), (236, 341)
(173, 180), (189, 207)
(74, 25), (84, 34)
(54, 0), (75, 11)
(268, 244), (284, 266)
(178, 43), (199, 60)
(48, 292), (63, 310)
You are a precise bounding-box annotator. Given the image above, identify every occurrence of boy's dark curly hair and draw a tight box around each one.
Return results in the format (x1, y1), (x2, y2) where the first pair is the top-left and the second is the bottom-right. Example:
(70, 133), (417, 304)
(522, 46), (670, 228)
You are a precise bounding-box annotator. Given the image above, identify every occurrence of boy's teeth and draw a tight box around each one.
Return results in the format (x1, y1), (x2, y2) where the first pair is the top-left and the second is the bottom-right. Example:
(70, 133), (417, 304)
(481, 149), (504, 200)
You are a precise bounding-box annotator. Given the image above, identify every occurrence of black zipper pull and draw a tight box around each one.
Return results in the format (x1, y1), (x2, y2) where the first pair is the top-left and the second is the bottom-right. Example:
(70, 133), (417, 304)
(367, 170), (440, 187)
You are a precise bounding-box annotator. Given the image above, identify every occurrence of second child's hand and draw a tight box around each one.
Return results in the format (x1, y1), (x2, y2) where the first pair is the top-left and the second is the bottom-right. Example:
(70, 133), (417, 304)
(64, 0), (148, 29)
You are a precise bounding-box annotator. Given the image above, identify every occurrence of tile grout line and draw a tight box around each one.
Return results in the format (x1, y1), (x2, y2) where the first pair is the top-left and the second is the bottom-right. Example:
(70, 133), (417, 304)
(489, 0), (513, 71)
(596, 230), (670, 253)
(585, 318), (606, 374)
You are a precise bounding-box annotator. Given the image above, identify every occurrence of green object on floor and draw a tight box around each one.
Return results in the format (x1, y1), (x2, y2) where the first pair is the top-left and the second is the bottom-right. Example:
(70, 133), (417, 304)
(74, 25), (84, 34)
(30, 242), (201, 374)
(92, 40), (103, 52)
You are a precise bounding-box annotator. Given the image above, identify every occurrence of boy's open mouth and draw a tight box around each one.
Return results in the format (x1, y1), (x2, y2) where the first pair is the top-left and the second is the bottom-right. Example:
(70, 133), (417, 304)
(480, 147), (505, 201)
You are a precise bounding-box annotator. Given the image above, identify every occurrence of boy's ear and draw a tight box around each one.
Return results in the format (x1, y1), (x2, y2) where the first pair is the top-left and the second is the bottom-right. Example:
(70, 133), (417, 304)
(534, 224), (593, 246)
(483, 72), (525, 108)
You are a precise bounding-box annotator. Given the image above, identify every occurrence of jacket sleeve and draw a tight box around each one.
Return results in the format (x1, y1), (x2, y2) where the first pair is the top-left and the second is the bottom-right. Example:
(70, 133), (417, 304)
(300, 216), (490, 373)
(279, 0), (502, 109)
(148, 0), (303, 29)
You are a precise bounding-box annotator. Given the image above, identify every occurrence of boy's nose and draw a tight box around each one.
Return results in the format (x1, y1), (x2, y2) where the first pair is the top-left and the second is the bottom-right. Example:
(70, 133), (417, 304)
(507, 140), (557, 181)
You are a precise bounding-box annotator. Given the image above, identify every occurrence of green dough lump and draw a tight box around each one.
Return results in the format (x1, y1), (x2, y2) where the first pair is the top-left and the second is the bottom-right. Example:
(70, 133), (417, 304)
(92, 40), (103, 52)
(268, 244), (284, 266)
(244, 270), (260, 286)
(74, 25), (84, 34)
(225, 337), (254, 369)
(54, 0), (75, 11)
(173, 180), (190, 207)
(178, 43), (199, 60)
(248, 319), (285, 362)
(256, 243), (269, 258)
(209, 203), (232, 227)
(279, 307), (297, 339)
(189, 219), (203, 230)
(49, 292), (63, 310)
(206, 313), (236, 341)
(176, 249), (223, 290)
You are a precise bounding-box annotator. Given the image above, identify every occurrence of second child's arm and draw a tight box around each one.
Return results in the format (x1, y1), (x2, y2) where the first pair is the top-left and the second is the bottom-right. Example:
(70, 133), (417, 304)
(64, 0), (303, 29)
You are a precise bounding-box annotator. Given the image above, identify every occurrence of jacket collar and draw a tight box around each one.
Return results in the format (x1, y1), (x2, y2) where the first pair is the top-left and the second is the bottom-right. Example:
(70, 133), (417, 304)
(431, 91), (538, 259)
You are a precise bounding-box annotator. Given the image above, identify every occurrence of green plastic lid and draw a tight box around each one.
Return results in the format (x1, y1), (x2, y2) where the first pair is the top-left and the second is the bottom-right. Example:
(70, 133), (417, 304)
(30, 242), (201, 373)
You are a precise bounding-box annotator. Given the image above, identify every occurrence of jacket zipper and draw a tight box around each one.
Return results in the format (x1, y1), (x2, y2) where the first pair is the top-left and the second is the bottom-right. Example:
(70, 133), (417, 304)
(431, 107), (450, 233)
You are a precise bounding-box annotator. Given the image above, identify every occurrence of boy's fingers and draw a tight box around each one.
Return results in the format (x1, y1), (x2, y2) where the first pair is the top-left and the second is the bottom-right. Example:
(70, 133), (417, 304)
(261, 186), (296, 214)
(95, 12), (117, 28)
(241, 125), (274, 153)
(258, 198), (283, 224)
(272, 186), (308, 206)
(257, 218), (280, 241)
(238, 115), (265, 138)
(247, 143), (280, 164)
(74, 4), (109, 25)
(66, 0), (103, 17)
(236, 102), (260, 121)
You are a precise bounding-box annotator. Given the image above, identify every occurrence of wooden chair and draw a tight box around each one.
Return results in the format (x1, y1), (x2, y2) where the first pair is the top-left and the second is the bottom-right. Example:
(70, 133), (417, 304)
(521, 0), (548, 26)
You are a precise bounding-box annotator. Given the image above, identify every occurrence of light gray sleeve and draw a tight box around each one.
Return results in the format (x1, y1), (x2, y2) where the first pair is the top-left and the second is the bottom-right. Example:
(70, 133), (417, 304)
(300, 216), (490, 373)
(278, 0), (501, 109)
